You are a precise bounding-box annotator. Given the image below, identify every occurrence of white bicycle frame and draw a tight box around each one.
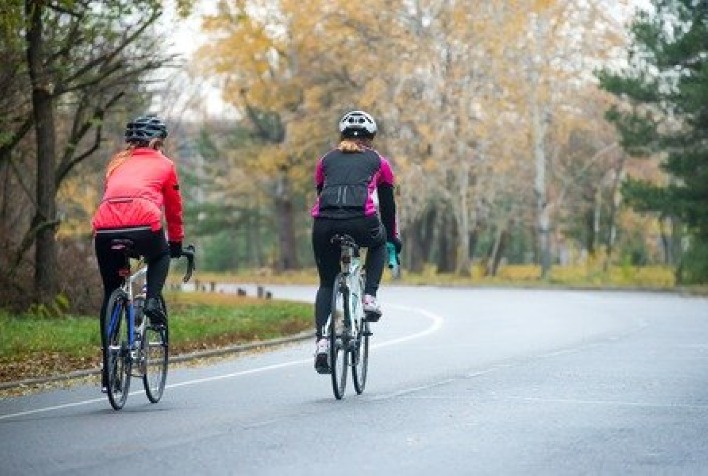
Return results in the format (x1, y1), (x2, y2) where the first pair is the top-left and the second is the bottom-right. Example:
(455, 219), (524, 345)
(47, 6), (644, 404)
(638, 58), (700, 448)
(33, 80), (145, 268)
(324, 241), (365, 346)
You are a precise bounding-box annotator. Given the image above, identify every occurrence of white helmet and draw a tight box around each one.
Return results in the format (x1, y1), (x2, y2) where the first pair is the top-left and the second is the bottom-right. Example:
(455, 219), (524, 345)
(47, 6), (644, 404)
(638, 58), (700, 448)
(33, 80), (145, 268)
(338, 110), (377, 138)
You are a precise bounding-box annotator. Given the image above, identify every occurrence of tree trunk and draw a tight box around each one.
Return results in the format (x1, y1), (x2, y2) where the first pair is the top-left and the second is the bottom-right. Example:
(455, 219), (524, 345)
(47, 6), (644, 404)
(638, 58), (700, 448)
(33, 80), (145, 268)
(660, 215), (682, 266)
(537, 201), (551, 277)
(454, 158), (471, 276)
(274, 170), (298, 270)
(589, 186), (601, 256)
(529, 14), (551, 279)
(485, 225), (510, 277)
(532, 101), (551, 276)
(248, 210), (264, 268)
(26, 0), (58, 302)
(469, 225), (480, 263)
(407, 205), (437, 273)
(436, 209), (457, 273)
(603, 156), (626, 272)
(408, 210), (427, 274)
(0, 161), (9, 237)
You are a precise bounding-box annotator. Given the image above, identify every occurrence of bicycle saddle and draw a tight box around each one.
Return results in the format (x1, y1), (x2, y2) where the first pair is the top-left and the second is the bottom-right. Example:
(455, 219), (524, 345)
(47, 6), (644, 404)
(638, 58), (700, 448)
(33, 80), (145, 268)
(331, 234), (357, 248)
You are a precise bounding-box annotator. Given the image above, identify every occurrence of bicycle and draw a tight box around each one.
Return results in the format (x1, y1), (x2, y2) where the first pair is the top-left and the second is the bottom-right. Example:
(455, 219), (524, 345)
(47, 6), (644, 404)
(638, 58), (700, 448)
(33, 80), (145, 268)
(325, 234), (399, 399)
(102, 240), (195, 410)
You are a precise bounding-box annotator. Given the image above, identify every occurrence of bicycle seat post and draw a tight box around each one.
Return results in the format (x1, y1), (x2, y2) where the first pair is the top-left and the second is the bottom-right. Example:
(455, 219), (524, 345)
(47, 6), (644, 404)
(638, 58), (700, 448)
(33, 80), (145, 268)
(333, 234), (360, 276)
(341, 244), (352, 275)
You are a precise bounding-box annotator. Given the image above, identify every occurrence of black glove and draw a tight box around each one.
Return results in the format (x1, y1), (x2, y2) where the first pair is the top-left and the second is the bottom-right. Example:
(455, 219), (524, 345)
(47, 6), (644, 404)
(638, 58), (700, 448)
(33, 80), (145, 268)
(168, 241), (183, 258)
(389, 237), (402, 254)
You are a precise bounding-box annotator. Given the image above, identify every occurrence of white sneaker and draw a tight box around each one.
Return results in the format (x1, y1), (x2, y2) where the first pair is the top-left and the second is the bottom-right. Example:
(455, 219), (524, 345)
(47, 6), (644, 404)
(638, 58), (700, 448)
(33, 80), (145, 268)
(363, 294), (382, 321)
(314, 338), (330, 374)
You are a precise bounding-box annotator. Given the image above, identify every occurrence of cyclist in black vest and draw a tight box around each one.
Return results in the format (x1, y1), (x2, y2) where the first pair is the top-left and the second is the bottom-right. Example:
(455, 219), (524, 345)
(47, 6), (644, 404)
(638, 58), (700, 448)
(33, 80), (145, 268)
(310, 110), (402, 373)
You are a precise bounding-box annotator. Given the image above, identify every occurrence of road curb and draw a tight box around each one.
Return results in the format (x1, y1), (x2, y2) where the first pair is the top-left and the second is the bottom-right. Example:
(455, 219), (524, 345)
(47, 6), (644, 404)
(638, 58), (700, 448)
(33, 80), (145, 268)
(0, 330), (315, 391)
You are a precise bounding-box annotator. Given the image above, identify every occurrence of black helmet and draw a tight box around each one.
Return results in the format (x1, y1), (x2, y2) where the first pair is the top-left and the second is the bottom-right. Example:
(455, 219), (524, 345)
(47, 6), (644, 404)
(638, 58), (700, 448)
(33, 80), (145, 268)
(125, 114), (168, 143)
(339, 110), (377, 139)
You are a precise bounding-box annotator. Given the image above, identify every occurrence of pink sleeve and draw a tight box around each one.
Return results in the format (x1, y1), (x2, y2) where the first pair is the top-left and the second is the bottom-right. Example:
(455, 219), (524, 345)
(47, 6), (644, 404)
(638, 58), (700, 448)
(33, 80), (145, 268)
(163, 163), (185, 241)
(378, 156), (395, 186)
(314, 157), (325, 187)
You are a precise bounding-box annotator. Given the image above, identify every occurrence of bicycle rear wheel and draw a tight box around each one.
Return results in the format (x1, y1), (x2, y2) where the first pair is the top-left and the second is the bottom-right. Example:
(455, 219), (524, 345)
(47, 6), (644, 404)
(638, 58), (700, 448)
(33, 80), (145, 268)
(352, 271), (369, 394)
(329, 275), (349, 399)
(352, 319), (370, 394)
(143, 295), (168, 403)
(104, 289), (132, 410)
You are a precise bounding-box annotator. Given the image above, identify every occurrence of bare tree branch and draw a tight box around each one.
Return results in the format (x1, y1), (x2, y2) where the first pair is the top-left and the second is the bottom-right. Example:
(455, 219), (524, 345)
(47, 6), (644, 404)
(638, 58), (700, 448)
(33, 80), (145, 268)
(59, 9), (162, 93)
(0, 115), (33, 166)
(7, 156), (36, 205)
(55, 91), (124, 186)
(10, 215), (60, 276)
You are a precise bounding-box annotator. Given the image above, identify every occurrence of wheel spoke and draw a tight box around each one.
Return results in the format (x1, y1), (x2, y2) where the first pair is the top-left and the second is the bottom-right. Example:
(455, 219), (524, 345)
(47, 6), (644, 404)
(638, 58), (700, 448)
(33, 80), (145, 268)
(330, 275), (348, 399)
(104, 289), (132, 410)
(353, 319), (369, 394)
(143, 296), (168, 403)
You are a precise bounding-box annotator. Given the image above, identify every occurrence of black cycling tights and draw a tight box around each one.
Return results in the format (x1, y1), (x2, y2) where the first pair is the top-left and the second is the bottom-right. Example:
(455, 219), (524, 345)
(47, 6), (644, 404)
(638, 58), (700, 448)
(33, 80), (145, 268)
(311, 216), (386, 339)
(94, 227), (169, 386)
(94, 227), (170, 321)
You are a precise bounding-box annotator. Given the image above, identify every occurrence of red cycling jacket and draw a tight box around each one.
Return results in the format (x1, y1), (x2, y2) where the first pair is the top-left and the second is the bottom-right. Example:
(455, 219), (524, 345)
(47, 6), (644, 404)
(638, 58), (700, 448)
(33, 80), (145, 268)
(92, 148), (184, 241)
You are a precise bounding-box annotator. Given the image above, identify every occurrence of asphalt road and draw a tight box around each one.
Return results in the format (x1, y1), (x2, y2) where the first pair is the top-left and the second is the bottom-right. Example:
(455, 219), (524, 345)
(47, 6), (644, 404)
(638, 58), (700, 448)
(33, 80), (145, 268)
(1, 286), (708, 475)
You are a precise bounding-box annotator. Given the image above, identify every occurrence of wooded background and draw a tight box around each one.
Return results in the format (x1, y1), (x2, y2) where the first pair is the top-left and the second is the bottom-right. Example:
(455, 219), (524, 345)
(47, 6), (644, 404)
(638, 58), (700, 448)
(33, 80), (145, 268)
(1, 0), (706, 312)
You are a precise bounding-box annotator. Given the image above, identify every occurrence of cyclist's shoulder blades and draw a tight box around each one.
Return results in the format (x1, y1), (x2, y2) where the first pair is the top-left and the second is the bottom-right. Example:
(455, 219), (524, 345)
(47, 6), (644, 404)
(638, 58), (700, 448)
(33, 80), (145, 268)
(361, 145), (390, 162)
(133, 147), (173, 161)
(145, 149), (179, 172)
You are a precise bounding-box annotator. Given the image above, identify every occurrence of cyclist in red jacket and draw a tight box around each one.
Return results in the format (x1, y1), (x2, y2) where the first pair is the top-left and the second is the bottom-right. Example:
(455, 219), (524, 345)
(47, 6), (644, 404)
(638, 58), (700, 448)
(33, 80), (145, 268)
(310, 110), (402, 373)
(92, 114), (184, 390)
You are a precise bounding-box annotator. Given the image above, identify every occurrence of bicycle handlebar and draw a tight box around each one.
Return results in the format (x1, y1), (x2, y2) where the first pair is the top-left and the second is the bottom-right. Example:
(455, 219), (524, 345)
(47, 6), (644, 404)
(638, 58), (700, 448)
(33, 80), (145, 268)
(179, 244), (196, 283)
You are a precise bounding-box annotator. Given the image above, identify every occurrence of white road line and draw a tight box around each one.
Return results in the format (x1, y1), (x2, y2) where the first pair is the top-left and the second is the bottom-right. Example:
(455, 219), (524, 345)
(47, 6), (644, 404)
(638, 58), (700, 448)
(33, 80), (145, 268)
(506, 395), (708, 410)
(373, 305), (444, 349)
(0, 397), (106, 421)
(0, 304), (445, 421)
(168, 359), (309, 389)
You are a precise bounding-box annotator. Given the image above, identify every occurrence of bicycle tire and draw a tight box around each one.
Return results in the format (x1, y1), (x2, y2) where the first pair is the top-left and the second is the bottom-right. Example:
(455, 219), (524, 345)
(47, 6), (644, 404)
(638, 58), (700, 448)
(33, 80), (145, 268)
(352, 322), (369, 394)
(352, 272), (369, 394)
(143, 295), (168, 403)
(104, 289), (132, 410)
(329, 274), (349, 399)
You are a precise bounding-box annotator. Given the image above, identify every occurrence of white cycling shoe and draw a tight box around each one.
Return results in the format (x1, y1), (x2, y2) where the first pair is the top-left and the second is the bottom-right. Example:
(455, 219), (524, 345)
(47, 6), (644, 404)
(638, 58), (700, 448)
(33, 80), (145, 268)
(314, 338), (330, 374)
(363, 294), (382, 322)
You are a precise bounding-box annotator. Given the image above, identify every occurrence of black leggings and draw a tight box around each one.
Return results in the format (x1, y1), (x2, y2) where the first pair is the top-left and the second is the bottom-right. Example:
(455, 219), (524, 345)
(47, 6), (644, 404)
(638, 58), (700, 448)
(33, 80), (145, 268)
(94, 227), (169, 382)
(312, 215), (386, 339)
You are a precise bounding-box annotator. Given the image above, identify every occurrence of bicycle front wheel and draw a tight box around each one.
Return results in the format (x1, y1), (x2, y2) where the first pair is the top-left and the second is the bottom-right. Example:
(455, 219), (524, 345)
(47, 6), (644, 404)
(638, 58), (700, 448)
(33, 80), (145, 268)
(142, 295), (168, 403)
(329, 275), (349, 399)
(104, 289), (132, 410)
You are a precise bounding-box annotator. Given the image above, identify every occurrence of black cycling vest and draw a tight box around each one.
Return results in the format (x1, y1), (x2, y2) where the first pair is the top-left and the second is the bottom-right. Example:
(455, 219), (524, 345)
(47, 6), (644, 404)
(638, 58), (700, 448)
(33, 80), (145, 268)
(317, 148), (382, 219)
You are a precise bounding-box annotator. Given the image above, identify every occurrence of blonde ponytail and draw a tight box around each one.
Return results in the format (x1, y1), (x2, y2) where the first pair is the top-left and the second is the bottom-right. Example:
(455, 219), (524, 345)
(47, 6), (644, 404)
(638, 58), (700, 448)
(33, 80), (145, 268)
(337, 139), (364, 153)
(105, 144), (136, 180)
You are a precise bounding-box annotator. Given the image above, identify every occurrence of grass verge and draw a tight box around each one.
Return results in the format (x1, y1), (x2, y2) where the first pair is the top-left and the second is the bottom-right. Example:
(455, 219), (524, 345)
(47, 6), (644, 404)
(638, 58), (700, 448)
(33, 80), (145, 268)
(0, 292), (313, 385)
